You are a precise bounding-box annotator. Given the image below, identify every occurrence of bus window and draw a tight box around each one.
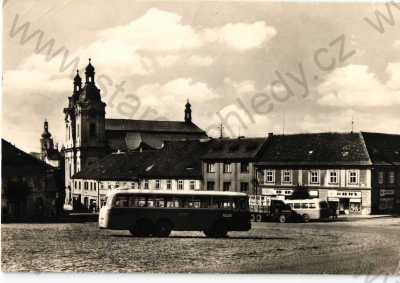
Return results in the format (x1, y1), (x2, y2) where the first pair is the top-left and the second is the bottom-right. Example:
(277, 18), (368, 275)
(302, 203), (309, 209)
(222, 199), (233, 209)
(188, 200), (201, 208)
(239, 198), (249, 209)
(293, 203), (301, 209)
(155, 198), (165, 208)
(133, 197), (146, 207)
(166, 198), (181, 208)
(200, 197), (211, 208)
(114, 196), (129, 208)
(319, 201), (327, 209)
(147, 198), (155, 207)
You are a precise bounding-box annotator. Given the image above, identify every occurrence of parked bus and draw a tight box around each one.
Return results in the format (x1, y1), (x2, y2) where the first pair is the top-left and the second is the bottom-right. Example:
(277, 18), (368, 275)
(284, 199), (336, 222)
(99, 190), (251, 237)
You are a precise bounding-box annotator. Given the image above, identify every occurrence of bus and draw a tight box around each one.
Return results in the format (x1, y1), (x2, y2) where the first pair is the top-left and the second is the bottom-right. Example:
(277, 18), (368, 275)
(284, 199), (336, 222)
(99, 190), (251, 237)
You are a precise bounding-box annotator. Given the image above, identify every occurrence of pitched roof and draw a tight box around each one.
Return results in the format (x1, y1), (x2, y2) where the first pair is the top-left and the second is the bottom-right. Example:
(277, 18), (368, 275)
(361, 132), (400, 166)
(256, 132), (371, 166)
(105, 119), (207, 134)
(2, 139), (53, 176)
(201, 138), (267, 161)
(73, 139), (212, 181)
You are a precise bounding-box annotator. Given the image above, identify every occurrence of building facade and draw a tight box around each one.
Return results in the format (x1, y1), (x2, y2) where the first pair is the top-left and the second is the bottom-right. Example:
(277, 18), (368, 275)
(362, 132), (400, 214)
(2, 139), (64, 221)
(202, 138), (266, 195)
(255, 133), (373, 215)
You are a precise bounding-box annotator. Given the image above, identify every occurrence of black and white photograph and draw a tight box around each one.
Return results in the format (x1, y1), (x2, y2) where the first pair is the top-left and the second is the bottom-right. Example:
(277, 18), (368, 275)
(1, 0), (400, 279)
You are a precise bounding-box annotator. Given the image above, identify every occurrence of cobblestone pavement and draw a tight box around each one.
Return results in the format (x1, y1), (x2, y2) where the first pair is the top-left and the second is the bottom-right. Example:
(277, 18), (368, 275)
(2, 218), (400, 274)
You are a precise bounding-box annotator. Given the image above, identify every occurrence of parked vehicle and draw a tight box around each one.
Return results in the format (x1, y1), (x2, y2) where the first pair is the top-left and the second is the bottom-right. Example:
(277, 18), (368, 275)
(249, 195), (295, 223)
(99, 190), (251, 237)
(284, 199), (336, 222)
(249, 195), (336, 222)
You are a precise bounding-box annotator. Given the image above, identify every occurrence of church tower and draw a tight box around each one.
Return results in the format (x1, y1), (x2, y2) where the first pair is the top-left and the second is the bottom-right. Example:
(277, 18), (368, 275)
(63, 59), (107, 209)
(184, 99), (192, 123)
(40, 119), (54, 160)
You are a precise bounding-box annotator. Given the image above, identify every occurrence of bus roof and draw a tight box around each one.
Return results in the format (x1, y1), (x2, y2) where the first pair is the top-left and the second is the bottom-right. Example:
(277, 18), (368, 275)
(107, 189), (248, 198)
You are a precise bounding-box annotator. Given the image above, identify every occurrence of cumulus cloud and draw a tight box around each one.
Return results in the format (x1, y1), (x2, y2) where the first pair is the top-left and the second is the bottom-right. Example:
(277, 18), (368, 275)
(204, 21), (277, 51)
(317, 64), (400, 107)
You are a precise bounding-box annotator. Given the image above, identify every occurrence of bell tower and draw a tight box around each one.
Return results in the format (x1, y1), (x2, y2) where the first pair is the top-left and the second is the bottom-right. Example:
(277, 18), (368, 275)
(184, 99), (192, 123)
(63, 59), (107, 210)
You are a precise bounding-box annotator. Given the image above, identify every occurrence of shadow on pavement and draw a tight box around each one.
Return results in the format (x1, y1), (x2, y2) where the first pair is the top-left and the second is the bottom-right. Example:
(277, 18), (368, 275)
(110, 234), (293, 240)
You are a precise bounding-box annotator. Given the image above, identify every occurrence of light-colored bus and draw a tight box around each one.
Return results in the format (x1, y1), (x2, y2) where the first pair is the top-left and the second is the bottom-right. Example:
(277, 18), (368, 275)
(99, 190), (251, 237)
(284, 199), (336, 222)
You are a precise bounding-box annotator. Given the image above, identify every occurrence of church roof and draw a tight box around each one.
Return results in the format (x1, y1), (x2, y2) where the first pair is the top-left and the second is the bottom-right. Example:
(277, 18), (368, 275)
(105, 119), (206, 134)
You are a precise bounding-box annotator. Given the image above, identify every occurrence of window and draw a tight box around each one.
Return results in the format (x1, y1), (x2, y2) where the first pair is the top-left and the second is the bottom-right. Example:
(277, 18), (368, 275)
(329, 171), (338, 184)
(282, 170), (292, 184)
(223, 163), (232, 173)
(348, 170), (359, 185)
(310, 170), (320, 184)
(178, 180), (184, 190)
(155, 179), (160, 189)
(223, 182), (231, 192)
(388, 171), (395, 184)
(378, 171), (384, 184)
(207, 163), (216, 173)
(240, 182), (249, 193)
(240, 162), (249, 173)
(143, 180), (149, 190)
(166, 180), (172, 190)
(265, 170), (275, 183)
(89, 123), (96, 137)
(190, 180), (195, 190)
(94, 183), (97, 191)
(207, 181), (215, 191)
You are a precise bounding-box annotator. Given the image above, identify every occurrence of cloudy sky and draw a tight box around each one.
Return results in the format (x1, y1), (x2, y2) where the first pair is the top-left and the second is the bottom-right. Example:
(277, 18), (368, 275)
(3, 1), (400, 153)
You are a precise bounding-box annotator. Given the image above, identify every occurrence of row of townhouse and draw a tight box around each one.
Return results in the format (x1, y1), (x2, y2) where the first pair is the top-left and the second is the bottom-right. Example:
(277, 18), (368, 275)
(71, 132), (400, 215)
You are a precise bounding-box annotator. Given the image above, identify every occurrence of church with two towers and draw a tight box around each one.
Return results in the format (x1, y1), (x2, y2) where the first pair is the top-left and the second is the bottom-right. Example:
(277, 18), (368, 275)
(63, 59), (208, 208)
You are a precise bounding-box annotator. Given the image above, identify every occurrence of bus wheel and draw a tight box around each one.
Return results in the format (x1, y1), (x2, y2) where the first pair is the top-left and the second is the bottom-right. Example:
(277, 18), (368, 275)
(133, 219), (153, 237)
(154, 220), (172, 237)
(278, 214), (287, 223)
(302, 214), (310, 223)
(213, 221), (228, 238)
(255, 214), (263, 222)
(250, 214), (256, 222)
